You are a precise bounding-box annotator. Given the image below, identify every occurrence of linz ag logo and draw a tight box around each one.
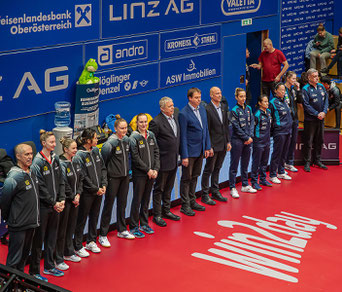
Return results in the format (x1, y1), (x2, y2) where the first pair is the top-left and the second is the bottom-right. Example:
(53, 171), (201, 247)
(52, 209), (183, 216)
(98, 40), (148, 66)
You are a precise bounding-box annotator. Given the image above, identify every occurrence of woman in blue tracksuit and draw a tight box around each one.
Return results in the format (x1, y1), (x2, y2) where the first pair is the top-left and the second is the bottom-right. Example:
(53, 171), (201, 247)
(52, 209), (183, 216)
(55, 137), (83, 270)
(229, 88), (256, 198)
(269, 82), (293, 183)
(251, 94), (273, 190)
(73, 128), (107, 257)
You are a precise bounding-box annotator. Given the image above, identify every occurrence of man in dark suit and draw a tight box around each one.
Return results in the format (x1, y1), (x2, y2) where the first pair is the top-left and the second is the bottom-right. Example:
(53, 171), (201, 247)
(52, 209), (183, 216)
(179, 87), (211, 216)
(201, 87), (231, 205)
(149, 97), (181, 227)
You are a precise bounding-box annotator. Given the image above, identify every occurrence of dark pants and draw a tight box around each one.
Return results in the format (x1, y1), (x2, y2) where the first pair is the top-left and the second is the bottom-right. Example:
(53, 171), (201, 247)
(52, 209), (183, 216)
(201, 150), (226, 196)
(29, 206), (59, 274)
(100, 176), (129, 234)
(74, 193), (103, 251)
(180, 155), (203, 209)
(229, 139), (251, 188)
(334, 103), (341, 129)
(7, 228), (35, 272)
(270, 134), (291, 177)
(56, 199), (79, 264)
(303, 120), (325, 164)
(251, 143), (270, 184)
(153, 168), (177, 217)
(286, 121), (299, 165)
(129, 175), (155, 229)
(327, 50), (342, 76)
(262, 81), (276, 98)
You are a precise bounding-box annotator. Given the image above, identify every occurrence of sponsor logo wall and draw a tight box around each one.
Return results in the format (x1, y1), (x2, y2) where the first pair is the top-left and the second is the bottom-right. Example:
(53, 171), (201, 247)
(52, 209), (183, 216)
(280, 0), (334, 73)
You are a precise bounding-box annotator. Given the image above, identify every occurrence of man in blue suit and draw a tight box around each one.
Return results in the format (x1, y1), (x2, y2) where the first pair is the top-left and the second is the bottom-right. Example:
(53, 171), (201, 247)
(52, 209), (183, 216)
(179, 87), (212, 216)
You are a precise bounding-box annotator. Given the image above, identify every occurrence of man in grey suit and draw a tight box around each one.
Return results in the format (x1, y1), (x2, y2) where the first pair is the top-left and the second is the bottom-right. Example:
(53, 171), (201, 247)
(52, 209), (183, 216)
(149, 97), (181, 227)
(201, 87), (231, 204)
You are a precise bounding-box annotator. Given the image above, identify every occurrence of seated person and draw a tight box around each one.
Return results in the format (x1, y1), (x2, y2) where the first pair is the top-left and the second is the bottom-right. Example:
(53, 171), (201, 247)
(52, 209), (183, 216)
(321, 27), (342, 78)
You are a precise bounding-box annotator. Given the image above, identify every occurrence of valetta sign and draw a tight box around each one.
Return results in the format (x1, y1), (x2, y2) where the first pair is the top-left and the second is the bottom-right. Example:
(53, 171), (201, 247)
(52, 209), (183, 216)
(221, 0), (261, 16)
(192, 211), (337, 283)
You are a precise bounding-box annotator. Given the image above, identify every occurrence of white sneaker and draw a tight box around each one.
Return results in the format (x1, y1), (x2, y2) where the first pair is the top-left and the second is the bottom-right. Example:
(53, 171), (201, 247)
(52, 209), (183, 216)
(99, 236), (111, 248)
(117, 230), (135, 240)
(241, 185), (257, 193)
(270, 177), (281, 184)
(278, 173), (292, 180)
(64, 255), (81, 263)
(85, 241), (101, 253)
(55, 262), (69, 271)
(75, 247), (90, 258)
(230, 188), (240, 198)
(285, 164), (298, 172)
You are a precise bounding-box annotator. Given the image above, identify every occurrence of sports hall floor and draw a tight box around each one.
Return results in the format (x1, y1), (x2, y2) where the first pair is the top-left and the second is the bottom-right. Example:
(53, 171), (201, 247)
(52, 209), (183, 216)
(0, 139), (341, 291)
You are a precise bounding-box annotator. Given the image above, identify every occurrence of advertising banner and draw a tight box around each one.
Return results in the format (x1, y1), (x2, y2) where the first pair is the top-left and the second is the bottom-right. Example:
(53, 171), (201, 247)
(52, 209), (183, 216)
(0, 0), (99, 52)
(101, 0), (200, 38)
(160, 52), (221, 88)
(0, 45), (83, 123)
(85, 34), (159, 71)
(160, 25), (221, 59)
(201, 0), (278, 25)
(97, 62), (159, 101)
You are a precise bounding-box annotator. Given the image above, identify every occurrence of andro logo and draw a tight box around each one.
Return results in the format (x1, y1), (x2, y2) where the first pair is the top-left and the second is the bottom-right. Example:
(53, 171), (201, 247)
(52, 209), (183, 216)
(221, 0), (261, 16)
(75, 4), (92, 27)
(98, 40), (147, 66)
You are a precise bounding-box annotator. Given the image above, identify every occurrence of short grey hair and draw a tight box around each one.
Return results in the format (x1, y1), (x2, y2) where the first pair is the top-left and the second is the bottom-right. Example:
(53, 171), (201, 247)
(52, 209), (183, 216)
(159, 96), (173, 109)
(307, 68), (318, 77)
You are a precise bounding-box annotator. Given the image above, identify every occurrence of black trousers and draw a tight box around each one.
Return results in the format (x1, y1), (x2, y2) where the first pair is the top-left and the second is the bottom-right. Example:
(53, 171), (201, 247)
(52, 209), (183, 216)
(201, 150), (226, 196)
(153, 167), (177, 217)
(56, 199), (79, 264)
(74, 193), (103, 251)
(7, 228), (35, 272)
(180, 155), (203, 209)
(129, 175), (155, 229)
(100, 176), (130, 234)
(262, 81), (276, 98)
(303, 119), (324, 163)
(29, 207), (59, 274)
(334, 104), (341, 129)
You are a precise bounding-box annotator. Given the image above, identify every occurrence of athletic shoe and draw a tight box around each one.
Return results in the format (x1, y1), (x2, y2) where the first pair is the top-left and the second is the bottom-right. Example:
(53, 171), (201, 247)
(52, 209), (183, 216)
(99, 235), (111, 248)
(75, 247), (90, 258)
(230, 188), (240, 198)
(139, 225), (154, 235)
(241, 185), (257, 193)
(32, 274), (48, 282)
(64, 255), (81, 263)
(43, 268), (64, 277)
(252, 183), (262, 191)
(55, 262), (69, 271)
(260, 180), (273, 187)
(278, 173), (292, 180)
(269, 177), (281, 184)
(130, 227), (145, 238)
(117, 230), (135, 240)
(284, 164), (298, 172)
(85, 241), (101, 253)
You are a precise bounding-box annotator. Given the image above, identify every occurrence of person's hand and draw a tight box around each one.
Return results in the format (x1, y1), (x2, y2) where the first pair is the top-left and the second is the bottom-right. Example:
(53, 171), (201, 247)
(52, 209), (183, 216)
(73, 194), (80, 207)
(244, 137), (253, 145)
(102, 186), (106, 194)
(274, 75), (281, 83)
(294, 81), (300, 90)
(204, 150), (210, 158)
(182, 158), (189, 167)
(54, 202), (64, 213)
(209, 148), (214, 157)
(147, 169), (154, 179)
(227, 143), (232, 152)
(250, 64), (261, 70)
(318, 112), (326, 120)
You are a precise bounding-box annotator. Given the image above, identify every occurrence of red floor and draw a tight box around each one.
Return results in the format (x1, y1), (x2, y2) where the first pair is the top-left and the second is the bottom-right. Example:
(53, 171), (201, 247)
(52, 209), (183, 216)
(1, 164), (341, 292)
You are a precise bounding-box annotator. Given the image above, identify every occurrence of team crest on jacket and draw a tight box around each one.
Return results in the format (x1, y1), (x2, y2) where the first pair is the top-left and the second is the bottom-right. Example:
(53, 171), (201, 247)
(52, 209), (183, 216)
(25, 180), (32, 190)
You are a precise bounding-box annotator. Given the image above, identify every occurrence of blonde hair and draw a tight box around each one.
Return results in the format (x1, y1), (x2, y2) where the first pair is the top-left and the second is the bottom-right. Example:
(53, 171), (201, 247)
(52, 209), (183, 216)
(39, 129), (54, 146)
(60, 137), (76, 153)
(235, 88), (245, 97)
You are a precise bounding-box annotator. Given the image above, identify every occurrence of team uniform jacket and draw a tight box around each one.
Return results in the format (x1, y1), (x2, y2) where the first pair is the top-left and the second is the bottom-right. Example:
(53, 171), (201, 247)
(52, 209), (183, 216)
(59, 156), (83, 200)
(73, 146), (107, 194)
(129, 130), (160, 177)
(302, 83), (329, 121)
(31, 152), (65, 208)
(101, 134), (130, 178)
(285, 86), (302, 121)
(269, 96), (293, 135)
(0, 166), (39, 231)
(230, 104), (254, 141)
(253, 108), (272, 146)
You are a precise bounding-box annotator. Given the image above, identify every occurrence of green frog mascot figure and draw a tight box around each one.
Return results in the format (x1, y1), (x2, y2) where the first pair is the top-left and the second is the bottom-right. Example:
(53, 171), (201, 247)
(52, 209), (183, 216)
(79, 58), (100, 84)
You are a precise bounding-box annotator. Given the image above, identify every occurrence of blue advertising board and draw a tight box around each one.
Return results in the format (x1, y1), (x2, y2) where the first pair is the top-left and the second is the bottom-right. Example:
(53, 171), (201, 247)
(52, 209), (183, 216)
(0, 45), (83, 123)
(101, 0), (200, 39)
(201, 0), (278, 25)
(160, 25), (221, 59)
(85, 34), (159, 71)
(97, 63), (159, 101)
(0, 0), (99, 52)
(160, 52), (221, 88)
